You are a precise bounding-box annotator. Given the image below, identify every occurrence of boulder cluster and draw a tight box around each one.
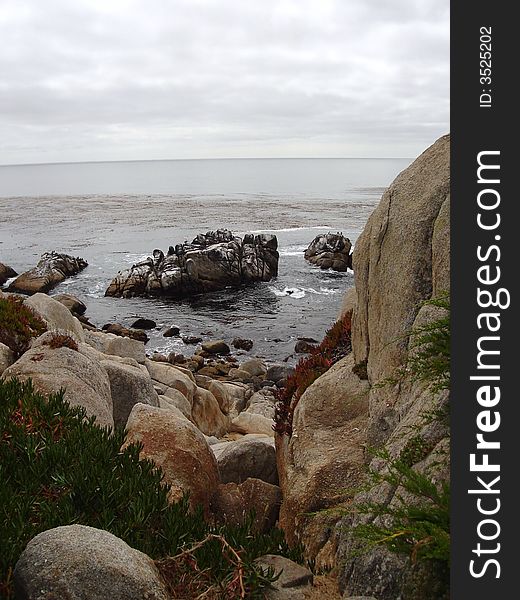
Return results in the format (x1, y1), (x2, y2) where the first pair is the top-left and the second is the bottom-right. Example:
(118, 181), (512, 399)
(0, 289), (295, 534)
(105, 229), (280, 298)
(304, 232), (352, 271)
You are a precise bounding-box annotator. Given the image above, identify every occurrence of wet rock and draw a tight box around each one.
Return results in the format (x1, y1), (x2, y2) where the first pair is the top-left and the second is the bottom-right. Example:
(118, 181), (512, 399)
(163, 325), (181, 337)
(294, 340), (317, 354)
(202, 340), (230, 355)
(0, 262), (17, 286)
(232, 337), (254, 351)
(240, 358), (267, 377)
(182, 335), (202, 345)
(131, 317), (157, 330)
(304, 233), (352, 272)
(102, 323), (149, 343)
(8, 251), (88, 294)
(105, 229), (279, 298)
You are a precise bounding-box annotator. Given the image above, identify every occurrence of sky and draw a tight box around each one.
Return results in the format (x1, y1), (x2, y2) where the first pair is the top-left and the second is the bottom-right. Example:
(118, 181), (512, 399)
(0, 0), (449, 164)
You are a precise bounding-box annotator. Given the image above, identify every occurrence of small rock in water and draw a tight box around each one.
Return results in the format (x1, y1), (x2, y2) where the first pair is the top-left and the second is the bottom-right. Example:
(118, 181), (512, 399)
(131, 317), (157, 330)
(294, 340), (317, 354)
(182, 335), (203, 345)
(163, 325), (181, 337)
(202, 340), (230, 355)
(232, 337), (254, 351)
(102, 323), (149, 343)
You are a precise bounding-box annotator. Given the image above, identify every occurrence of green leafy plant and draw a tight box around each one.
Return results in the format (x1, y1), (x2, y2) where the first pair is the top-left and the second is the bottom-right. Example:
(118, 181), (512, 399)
(0, 378), (297, 599)
(353, 448), (450, 567)
(0, 296), (47, 357)
(406, 295), (450, 394)
(274, 313), (352, 435)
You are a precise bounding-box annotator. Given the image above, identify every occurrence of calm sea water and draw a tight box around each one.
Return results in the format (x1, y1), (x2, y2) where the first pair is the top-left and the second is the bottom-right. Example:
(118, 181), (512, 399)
(0, 158), (410, 362)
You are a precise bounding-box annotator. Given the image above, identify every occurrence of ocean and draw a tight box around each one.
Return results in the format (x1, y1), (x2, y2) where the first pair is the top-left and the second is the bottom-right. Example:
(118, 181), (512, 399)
(0, 157), (410, 363)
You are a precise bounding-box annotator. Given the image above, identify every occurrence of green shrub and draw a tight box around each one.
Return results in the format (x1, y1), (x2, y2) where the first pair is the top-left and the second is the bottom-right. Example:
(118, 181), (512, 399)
(0, 296), (47, 357)
(407, 296), (450, 394)
(0, 378), (296, 599)
(274, 313), (352, 435)
(353, 447), (450, 571)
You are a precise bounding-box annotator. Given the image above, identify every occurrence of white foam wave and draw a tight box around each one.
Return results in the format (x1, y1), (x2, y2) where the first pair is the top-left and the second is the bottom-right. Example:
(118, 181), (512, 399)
(269, 286), (339, 299)
(249, 226), (331, 234)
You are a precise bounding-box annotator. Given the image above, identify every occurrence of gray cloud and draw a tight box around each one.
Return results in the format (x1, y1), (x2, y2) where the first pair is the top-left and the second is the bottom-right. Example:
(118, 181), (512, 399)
(0, 0), (449, 163)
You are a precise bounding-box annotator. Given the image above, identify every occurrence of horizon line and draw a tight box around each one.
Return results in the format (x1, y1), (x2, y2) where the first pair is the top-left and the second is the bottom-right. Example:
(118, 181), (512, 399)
(0, 156), (413, 168)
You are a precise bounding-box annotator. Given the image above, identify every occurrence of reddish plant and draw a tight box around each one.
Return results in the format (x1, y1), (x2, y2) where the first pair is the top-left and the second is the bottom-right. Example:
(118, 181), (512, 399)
(274, 313), (352, 436)
(43, 333), (79, 351)
(0, 296), (46, 357)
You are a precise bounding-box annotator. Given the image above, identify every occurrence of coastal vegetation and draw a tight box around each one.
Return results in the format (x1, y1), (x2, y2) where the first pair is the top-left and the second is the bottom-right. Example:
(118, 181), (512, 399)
(0, 378), (295, 599)
(0, 296), (46, 357)
(274, 312), (352, 436)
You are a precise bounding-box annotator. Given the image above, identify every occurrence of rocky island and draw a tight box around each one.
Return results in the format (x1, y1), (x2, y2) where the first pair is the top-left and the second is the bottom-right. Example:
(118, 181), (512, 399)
(105, 229), (279, 298)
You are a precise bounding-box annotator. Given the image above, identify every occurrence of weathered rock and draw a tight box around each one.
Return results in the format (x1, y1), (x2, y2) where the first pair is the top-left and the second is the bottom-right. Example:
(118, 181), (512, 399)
(211, 478), (282, 532)
(161, 387), (192, 419)
(222, 382), (248, 415)
(275, 135), (450, 599)
(13, 525), (169, 600)
(202, 340), (230, 355)
(163, 325), (181, 337)
(240, 358), (267, 377)
(339, 286), (357, 320)
(0, 262), (17, 286)
(182, 335), (202, 344)
(145, 360), (197, 404)
(232, 412), (275, 437)
(246, 390), (277, 419)
(8, 251), (88, 294)
(304, 233), (352, 272)
(105, 335), (147, 364)
(131, 317), (157, 329)
(103, 323), (149, 343)
(101, 360), (159, 427)
(105, 229), (279, 298)
(216, 438), (278, 485)
(228, 367), (253, 381)
(208, 379), (231, 414)
(277, 354), (369, 558)
(294, 340), (316, 354)
(53, 293), (87, 315)
(256, 555), (313, 590)
(266, 365), (295, 384)
(232, 337), (254, 351)
(24, 293), (85, 342)
(2, 343), (113, 427)
(158, 395), (191, 421)
(191, 386), (230, 437)
(0, 342), (15, 375)
(123, 403), (219, 514)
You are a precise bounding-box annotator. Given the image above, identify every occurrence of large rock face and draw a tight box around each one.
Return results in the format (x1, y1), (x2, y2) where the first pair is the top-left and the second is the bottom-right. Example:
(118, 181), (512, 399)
(14, 525), (169, 600)
(8, 251), (88, 295)
(105, 229), (279, 298)
(304, 232), (352, 271)
(276, 135), (451, 598)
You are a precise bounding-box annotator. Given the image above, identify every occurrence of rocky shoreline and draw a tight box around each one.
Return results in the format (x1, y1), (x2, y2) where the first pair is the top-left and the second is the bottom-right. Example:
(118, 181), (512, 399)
(0, 135), (450, 600)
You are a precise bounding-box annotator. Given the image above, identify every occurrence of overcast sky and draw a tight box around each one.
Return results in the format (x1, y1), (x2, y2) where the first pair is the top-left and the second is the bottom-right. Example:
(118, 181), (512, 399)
(0, 0), (449, 164)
